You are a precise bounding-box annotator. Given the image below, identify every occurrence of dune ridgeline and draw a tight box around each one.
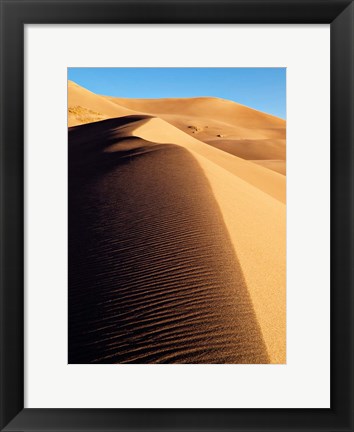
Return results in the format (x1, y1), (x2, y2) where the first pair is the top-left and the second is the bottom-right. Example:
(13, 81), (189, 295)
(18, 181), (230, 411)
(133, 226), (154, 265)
(68, 80), (286, 364)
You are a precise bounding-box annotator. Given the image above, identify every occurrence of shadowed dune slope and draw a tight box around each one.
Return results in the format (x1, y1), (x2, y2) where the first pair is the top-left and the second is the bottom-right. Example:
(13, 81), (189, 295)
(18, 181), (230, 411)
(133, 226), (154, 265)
(68, 82), (287, 363)
(106, 94), (286, 167)
(68, 81), (286, 173)
(69, 108), (286, 202)
(129, 117), (286, 204)
(69, 118), (269, 364)
(126, 117), (286, 363)
(69, 116), (286, 363)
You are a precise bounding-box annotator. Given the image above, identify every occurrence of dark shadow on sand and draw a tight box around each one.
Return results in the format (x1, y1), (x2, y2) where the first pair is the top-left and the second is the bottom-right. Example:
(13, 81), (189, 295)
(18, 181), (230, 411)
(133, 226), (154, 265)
(68, 117), (269, 364)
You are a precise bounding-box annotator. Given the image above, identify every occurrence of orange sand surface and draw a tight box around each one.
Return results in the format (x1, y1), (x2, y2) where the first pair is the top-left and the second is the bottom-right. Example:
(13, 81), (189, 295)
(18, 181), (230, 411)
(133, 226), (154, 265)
(68, 81), (286, 364)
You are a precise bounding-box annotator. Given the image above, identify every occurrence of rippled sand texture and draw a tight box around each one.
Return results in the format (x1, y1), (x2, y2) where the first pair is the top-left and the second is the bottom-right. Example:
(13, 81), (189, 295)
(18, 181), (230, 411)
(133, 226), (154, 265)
(68, 82), (286, 364)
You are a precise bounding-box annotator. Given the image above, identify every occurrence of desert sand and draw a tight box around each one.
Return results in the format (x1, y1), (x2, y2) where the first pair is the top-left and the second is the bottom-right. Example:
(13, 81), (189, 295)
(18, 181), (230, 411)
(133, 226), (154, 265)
(68, 81), (286, 364)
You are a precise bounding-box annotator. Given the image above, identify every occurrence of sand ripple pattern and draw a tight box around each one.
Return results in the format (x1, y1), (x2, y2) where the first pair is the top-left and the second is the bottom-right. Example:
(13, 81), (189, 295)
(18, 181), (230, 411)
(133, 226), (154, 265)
(69, 118), (269, 363)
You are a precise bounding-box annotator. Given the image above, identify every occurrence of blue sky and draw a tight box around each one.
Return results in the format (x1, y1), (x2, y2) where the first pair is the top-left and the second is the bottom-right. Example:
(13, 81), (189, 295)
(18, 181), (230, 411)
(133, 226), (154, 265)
(68, 68), (286, 119)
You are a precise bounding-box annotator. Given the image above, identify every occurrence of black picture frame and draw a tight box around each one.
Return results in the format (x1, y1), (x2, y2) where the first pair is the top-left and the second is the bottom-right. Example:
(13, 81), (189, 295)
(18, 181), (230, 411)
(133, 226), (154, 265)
(1, 0), (353, 431)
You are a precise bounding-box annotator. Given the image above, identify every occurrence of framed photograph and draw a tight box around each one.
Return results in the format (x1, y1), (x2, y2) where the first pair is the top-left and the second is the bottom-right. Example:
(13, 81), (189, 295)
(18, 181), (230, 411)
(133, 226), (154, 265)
(0, 0), (353, 431)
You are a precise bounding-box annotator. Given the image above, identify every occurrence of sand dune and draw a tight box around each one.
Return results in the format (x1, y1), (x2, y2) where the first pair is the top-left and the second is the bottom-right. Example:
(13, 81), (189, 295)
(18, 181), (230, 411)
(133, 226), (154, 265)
(205, 138), (286, 161)
(69, 119), (269, 364)
(106, 95), (286, 168)
(68, 82), (286, 364)
(130, 117), (286, 204)
(251, 160), (286, 175)
(106, 95), (285, 130)
(68, 81), (138, 126)
(69, 81), (286, 172)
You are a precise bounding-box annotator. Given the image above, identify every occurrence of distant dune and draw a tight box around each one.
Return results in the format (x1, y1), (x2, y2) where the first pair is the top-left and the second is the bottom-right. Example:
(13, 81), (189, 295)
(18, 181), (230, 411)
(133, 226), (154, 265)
(68, 80), (286, 173)
(106, 94), (286, 170)
(68, 81), (286, 364)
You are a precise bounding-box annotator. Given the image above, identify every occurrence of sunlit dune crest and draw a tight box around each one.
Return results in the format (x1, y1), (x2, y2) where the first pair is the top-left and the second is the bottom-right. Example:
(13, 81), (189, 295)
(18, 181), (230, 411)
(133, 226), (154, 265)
(106, 92), (286, 168)
(68, 81), (286, 364)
